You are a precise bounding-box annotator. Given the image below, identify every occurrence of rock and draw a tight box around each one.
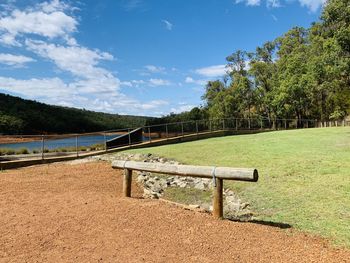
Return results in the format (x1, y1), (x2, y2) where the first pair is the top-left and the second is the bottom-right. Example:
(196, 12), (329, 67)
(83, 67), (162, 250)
(194, 181), (206, 190)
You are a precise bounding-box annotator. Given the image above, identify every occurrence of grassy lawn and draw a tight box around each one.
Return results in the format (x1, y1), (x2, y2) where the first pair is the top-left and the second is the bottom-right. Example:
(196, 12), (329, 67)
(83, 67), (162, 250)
(124, 127), (350, 247)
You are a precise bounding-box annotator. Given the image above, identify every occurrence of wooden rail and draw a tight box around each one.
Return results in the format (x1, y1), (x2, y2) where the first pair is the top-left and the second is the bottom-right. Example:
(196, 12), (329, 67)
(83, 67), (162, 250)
(112, 160), (259, 219)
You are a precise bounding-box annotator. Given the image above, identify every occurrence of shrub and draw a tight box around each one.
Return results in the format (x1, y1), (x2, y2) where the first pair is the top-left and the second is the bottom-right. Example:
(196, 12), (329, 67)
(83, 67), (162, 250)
(16, 148), (29, 154)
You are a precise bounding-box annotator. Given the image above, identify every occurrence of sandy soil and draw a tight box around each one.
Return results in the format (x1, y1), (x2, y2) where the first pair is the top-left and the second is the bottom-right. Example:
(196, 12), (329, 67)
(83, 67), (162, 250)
(0, 162), (349, 263)
(0, 136), (41, 145)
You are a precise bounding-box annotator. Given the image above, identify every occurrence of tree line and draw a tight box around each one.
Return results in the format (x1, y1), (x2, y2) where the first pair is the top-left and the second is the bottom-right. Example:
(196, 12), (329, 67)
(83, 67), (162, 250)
(152, 0), (349, 126)
(0, 93), (149, 134)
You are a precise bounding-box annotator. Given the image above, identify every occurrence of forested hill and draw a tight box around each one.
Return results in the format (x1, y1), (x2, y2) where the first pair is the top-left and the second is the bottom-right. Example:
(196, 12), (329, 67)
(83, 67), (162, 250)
(0, 93), (151, 134)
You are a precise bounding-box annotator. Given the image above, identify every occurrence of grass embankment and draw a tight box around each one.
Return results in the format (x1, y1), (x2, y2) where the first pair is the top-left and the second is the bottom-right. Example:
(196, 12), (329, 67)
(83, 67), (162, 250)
(124, 127), (350, 247)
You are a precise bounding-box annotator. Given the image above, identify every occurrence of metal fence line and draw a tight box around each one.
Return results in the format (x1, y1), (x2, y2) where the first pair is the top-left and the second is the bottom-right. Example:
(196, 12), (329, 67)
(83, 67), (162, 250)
(0, 117), (349, 161)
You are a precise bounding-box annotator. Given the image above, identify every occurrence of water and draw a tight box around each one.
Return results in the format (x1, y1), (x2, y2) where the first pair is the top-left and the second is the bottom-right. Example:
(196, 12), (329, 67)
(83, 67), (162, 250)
(0, 134), (118, 151)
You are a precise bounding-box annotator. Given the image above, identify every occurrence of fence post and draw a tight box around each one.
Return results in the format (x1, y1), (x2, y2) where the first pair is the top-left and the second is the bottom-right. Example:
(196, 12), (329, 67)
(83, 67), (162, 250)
(148, 127), (151, 143)
(260, 119), (263, 130)
(181, 122), (184, 137)
(343, 120), (345, 127)
(128, 128), (131, 146)
(195, 121), (199, 134)
(75, 135), (79, 157)
(165, 124), (168, 140)
(41, 135), (45, 160)
(213, 178), (223, 219)
(209, 120), (212, 132)
(248, 118), (251, 130)
(104, 132), (107, 151)
(123, 169), (132, 197)
(284, 119), (287, 130)
(235, 119), (238, 131)
(222, 119), (225, 130)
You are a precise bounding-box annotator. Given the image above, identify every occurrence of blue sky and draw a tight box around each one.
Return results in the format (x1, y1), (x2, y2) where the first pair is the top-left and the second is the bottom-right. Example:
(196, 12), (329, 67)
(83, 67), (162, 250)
(0, 0), (324, 116)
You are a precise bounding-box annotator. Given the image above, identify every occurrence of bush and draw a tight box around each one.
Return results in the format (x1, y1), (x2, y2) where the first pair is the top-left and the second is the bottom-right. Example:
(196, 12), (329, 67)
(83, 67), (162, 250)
(2, 148), (15, 155)
(16, 148), (29, 154)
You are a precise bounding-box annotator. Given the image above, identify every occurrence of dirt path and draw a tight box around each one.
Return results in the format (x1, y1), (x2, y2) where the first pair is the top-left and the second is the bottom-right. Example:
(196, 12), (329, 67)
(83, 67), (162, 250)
(0, 162), (349, 263)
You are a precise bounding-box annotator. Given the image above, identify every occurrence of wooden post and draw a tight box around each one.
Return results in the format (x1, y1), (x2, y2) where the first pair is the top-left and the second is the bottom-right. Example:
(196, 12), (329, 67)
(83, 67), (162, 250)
(123, 169), (132, 197)
(213, 178), (223, 219)
(209, 120), (212, 132)
(41, 135), (45, 160)
(104, 132), (107, 151)
(284, 120), (287, 130)
(148, 127), (151, 142)
(195, 121), (199, 134)
(181, 122), (184, 137)
(165, 124), (168, 140)
(222, 119), (225, 130)
(128, 128), (131, 146)
(260, 119), (263, 130)
(235, 119), (238, 131)
(75, 135), (79, 157)
(248, 118), (251, 130)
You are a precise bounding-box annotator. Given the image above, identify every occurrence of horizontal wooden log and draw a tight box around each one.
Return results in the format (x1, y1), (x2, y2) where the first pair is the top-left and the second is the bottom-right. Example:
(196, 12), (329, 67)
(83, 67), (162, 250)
(112, 160), (258, 182)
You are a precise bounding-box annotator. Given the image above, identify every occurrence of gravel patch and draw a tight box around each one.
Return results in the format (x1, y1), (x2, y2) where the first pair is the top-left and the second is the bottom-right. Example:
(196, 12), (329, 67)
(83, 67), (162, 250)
(0, 161), (349, 262)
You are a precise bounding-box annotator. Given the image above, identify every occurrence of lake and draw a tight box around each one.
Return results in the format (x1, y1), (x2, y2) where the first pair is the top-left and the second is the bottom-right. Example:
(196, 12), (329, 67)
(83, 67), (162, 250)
(0, 134), (118, 151)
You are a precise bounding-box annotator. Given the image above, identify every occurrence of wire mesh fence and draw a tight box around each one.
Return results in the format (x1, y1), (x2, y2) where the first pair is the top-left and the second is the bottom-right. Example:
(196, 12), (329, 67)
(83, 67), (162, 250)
(0, 117), (348, 161)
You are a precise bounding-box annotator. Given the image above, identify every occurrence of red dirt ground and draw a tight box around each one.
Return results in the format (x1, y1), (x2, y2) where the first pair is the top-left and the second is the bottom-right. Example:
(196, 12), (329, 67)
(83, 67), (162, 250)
(0, 161), (349, 263)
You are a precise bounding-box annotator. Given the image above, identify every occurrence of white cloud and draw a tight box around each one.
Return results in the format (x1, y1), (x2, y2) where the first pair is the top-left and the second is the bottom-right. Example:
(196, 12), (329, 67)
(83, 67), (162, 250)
(0, 53), (35, 67)
(0, 1), (170, 116)
(235, 0), (325, 11)
(140, 100), (169, 110)
(298, 0), (326, 12)
(0, 0), (77, 46)
(149, 78), (171, 86)
(267, 0), (281, 8)
(122, 0), (144, 11)
(144, 64), (165, 73)
(195, 64), (227, 78)
(185, 76), (207, 86)
(162, 19), (173, 31)
(271, 14), (278, 21)
(25, 40), (114, 80)
(170, 103), (196, 114)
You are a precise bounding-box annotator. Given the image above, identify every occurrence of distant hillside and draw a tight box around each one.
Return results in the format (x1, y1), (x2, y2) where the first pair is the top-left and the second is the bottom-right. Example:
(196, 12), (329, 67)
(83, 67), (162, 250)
(0, 93), (151, 134)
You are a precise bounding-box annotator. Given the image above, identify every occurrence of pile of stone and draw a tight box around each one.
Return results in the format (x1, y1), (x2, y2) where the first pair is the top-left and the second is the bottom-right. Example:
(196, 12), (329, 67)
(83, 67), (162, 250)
(94, 153), (254, 220)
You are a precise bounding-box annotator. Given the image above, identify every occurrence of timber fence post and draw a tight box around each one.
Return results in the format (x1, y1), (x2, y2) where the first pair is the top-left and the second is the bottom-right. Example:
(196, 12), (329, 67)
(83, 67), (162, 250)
(128, 128), (131, 146)
(104, 132), (107, 151)
(76, 135), (79, 157)
(148, 127), (151, 143)
(213, 178), (223, 219)
(123, 169), (132, 197)
(181, 122), (184, 137)
(222, 119), (225, 131)
(195, 121), (199, 134)
(165, 124), (168, 140)
(41, 135), (45, 160)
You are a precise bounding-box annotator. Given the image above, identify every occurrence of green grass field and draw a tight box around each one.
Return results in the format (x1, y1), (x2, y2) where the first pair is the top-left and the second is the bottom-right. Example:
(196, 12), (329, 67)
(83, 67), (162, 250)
(124, 127), (350, 247)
